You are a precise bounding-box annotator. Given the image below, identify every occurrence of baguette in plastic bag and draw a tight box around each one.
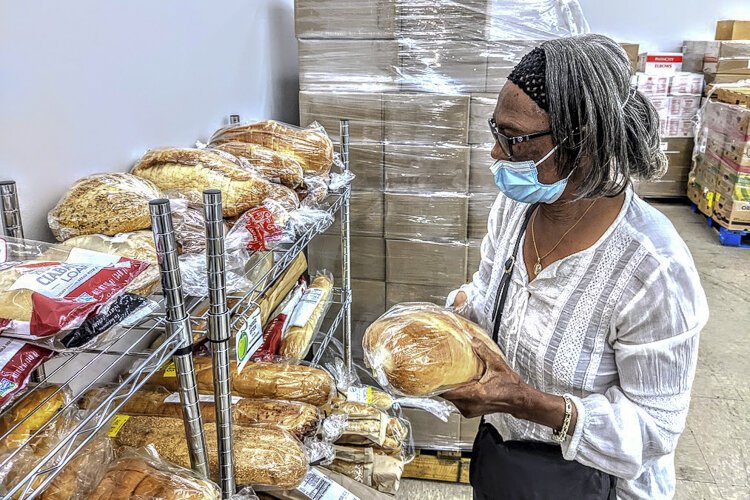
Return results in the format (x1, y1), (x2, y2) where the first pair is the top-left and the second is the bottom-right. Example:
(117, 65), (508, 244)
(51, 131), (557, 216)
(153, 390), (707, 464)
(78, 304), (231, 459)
(147, 357), (335, 407)
(278, 272), (334, 359)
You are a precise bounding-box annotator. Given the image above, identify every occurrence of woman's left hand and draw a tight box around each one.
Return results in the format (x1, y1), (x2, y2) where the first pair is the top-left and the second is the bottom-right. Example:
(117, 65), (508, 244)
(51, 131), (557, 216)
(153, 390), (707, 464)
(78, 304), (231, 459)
(442, 334), (528, 419)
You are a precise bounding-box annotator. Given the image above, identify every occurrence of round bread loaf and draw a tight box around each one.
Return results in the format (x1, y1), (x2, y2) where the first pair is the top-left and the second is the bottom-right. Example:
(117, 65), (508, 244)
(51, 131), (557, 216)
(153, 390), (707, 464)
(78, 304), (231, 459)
(209, 120), (334, 176)
(48, 173), (163, 241)
(131, 148), (271, 217)
(362, 303), (486, 396)
(211, 141), (305, 188)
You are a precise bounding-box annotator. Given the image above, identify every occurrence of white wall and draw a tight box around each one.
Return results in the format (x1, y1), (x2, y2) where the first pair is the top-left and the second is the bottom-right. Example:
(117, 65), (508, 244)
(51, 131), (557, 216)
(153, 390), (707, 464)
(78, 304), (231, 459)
(578, 0), (750, 52)
(0, 0), (299, 241)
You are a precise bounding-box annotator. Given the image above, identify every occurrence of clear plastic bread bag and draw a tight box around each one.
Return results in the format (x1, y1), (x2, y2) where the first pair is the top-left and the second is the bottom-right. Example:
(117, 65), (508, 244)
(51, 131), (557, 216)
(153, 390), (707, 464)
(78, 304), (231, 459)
(324, 357), (455, 421)
(89, 445), (221, 499)
(130, 148), (271, 218)
(0, 340), (52, 411)
(81, 384), (322, 442)
(363, 302), (505, 398)
(208, 120), (335, 177)
(277, 271), (335, 360)
(47, 173), (164, 242)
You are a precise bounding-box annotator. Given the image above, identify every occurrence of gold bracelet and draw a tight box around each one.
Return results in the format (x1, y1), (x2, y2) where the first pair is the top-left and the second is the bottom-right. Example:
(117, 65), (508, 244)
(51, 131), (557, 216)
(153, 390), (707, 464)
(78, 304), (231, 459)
(552, 395), (572, 443)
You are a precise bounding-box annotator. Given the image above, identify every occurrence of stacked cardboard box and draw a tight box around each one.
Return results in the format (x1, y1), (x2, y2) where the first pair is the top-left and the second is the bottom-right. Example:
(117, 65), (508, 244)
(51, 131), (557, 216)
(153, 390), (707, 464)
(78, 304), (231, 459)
(683, 21), (750, 85)
(298, 1), (585, 337)
(688, 100), (750, 230)
(631, 69), (703, 197)
(297, 1), (588, 452)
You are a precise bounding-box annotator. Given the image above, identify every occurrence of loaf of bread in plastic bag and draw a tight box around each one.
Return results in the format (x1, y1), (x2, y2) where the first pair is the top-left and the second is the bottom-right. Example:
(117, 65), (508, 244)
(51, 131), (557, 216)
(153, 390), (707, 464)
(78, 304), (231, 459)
(363, 302), (491, 396)
(209, 120), (333, 176)
(62, 231), (160, 296)
(110, 415), (308, 489)
(48, 173), (163, 241)
(211, 142), (304, 188)
(278, 273), (334, 359)
(88, 448), (220, 499)
(80, 386), (320, 439)
(147, 357), (335, 407)
(131, 148), (270, 217)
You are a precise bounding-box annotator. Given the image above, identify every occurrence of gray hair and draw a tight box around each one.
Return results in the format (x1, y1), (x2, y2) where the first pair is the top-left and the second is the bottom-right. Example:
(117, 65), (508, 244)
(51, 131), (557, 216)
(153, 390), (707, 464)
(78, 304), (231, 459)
(541, 34), (667, 198)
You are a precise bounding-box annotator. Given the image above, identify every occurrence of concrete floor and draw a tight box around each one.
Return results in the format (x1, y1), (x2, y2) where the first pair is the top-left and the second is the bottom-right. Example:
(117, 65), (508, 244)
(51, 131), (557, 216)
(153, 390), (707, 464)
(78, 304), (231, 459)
(396, 201), (750, 500)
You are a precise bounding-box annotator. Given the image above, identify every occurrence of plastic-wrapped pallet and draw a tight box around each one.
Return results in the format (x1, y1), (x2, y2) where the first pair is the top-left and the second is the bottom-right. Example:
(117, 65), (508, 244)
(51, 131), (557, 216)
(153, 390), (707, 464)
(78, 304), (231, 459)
(296, 0), (589, 372)
(689, 99), (750, 228)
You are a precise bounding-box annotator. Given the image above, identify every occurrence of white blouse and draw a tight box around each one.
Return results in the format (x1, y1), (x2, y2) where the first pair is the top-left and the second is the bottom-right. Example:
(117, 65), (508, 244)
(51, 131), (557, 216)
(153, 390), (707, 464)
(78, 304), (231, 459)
(450, 188), (708, 499)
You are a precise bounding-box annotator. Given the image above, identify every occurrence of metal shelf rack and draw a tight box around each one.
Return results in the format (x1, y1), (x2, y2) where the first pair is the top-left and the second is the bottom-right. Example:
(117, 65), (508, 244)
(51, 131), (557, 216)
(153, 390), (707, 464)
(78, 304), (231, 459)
(0, 119), (353, 499)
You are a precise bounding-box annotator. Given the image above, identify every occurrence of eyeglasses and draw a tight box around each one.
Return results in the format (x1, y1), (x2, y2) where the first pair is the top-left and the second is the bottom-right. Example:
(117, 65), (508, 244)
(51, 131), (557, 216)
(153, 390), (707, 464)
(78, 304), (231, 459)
(488, 117), (553, 159)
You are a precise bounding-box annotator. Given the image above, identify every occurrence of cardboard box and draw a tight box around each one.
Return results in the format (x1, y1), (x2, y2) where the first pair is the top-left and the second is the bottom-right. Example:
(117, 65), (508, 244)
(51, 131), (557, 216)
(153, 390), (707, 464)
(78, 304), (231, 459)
(620, 43), (640, 71)
(347, 143), (384, 191)
(384, 192), (469, 242)
(638, 52), (683, 74)
(712, 73), (750, 84)
(721, 104), (750, 141)
(469, 93), (497, 144)
(485, 40), (537, 92)
(649, 95), (671, 118)
(633, 179), (688, 198)
(661, 137), (695, 166)
(386, 239), (467, 286)
(716, 58), (750, 76)
(397, 0), (488, 40)
(400, 40), (488, 94)
(668, 95), (701, 118)
(351, 279), (386, 322)
(401, 409), (464, 450)
(469, 145), (496, 194)
(682, 41), (720, 73)
(383, 143), (470, 193)
(299, 91), (384, 142)
(309, 234), (386, 281)
(298, 40), (400, 92)
(383, 93), (470, 144)
(715, 20), (750, 41)
(385, 283), (455, 308)
(723, 139), (750, 168)
(713, 196), (750, 229)
(295, 0), (397, 39)
(327, 190), (383, 237)
(669, 73), (704, 95)
(719, 41), (750, 59)
(636, 73), (670, 96)
(468, 193), (496, 239)
(467, 238), (482, 281)
(665, 118), (695, 138)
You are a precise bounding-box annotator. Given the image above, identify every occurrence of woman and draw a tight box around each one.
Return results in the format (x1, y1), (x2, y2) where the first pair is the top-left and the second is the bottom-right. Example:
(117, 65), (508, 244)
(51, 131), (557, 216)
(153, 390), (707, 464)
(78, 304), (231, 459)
(442, 34), (708, 499)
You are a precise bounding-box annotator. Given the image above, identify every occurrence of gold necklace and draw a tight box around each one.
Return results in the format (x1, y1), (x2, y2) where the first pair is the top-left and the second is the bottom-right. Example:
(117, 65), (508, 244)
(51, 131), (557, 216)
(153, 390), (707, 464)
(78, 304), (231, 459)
(530, 199), (598, 276)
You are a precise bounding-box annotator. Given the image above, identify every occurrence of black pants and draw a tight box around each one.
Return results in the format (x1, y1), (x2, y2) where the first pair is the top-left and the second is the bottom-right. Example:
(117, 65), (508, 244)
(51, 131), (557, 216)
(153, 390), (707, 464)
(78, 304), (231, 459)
(470, 421), (617, 500)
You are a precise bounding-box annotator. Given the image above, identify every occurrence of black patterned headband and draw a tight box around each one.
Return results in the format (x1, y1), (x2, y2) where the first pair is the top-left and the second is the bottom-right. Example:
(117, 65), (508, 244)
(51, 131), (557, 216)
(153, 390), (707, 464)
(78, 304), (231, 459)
(508, 47), (548, 112)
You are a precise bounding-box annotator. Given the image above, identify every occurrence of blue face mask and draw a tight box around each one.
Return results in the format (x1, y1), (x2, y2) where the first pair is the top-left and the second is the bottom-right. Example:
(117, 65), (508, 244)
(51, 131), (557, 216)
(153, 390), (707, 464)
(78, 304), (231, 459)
(490, 146), (571, 204)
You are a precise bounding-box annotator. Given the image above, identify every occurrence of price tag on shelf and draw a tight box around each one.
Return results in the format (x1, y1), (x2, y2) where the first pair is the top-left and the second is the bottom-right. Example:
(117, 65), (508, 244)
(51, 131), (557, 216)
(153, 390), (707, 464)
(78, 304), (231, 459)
(162, 361), (177, 378)
(296, 468), (359, 500)
(107, 414), (131, 437)
(236, 308), (263, 374)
